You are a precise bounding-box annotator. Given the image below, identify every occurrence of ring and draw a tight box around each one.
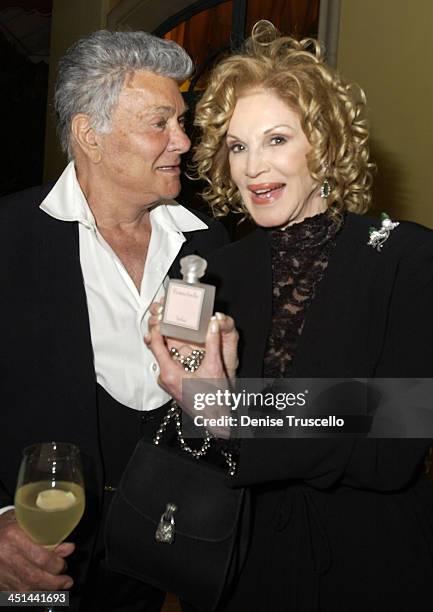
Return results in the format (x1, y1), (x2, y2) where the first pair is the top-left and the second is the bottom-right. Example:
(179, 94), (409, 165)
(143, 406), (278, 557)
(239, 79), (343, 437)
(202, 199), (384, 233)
(169, 347), (206, 372)
(177, 345), (193, 355)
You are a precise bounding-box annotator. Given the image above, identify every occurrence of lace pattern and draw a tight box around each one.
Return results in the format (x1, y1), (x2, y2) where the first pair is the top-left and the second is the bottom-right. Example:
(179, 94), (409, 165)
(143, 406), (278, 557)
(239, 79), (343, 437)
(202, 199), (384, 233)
(264, 213), (341, 378)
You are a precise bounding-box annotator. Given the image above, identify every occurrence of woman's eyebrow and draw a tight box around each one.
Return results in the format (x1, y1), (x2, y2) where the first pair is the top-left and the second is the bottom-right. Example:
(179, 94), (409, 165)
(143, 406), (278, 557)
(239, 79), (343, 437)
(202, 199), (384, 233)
(226, 124), (295, 139)
(263, 123), (295, 133)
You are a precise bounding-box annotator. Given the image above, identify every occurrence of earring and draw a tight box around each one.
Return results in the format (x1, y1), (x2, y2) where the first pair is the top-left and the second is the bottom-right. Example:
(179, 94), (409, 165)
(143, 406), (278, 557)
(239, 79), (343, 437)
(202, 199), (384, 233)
(320, 178), (331, 199)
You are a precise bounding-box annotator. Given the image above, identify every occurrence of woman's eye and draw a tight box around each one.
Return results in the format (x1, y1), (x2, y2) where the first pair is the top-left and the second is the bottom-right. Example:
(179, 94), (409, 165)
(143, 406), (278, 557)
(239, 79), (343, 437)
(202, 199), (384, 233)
(270, 135), (287, 145)
(178, 117), (186, 130)
(153, 119), (167, 129)
(228, 143), (245, 153)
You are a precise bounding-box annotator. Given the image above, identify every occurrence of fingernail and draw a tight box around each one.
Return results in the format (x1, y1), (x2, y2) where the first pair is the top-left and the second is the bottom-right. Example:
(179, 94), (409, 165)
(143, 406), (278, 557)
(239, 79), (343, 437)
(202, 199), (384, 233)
(156, 304), (163, 314)
(210, 315), (218, 333)
(157, 313), (163, 321)
(64, 579), (73, 589)
(215, 312), (225, 320)
(144, 334), (150, 343)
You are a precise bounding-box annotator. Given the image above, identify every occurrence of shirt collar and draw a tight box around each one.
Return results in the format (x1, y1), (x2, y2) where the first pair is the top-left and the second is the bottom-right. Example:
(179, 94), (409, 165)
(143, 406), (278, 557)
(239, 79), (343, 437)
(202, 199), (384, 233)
(40, 161), (209, 234)
(40, 161), (96, 228)
(150, 200), (208, 234)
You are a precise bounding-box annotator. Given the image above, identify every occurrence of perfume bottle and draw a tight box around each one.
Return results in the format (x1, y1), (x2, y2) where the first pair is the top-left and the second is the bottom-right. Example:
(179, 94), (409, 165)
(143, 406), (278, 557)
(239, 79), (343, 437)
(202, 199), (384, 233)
(160, 255), (215, 344)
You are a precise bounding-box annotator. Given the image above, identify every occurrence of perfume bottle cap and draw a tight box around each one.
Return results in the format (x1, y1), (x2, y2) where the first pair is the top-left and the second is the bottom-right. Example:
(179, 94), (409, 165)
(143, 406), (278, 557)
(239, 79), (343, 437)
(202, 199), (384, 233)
(180, 255), (207, 284)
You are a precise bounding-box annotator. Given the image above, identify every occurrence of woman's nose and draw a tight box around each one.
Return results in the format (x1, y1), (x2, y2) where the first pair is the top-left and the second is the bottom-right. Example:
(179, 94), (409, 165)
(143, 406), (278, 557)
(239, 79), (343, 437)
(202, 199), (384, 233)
(245, 150), (268, 177)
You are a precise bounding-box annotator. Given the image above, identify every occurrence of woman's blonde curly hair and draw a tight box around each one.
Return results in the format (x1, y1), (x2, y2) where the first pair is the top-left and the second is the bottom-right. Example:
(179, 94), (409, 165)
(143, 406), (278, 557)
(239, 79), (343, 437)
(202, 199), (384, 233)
(193, 21), (375, 220)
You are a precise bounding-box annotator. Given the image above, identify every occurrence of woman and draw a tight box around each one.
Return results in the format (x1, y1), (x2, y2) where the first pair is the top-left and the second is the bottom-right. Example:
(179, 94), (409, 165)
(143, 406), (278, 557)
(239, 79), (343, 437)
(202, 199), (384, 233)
(146, 22), (433, 611)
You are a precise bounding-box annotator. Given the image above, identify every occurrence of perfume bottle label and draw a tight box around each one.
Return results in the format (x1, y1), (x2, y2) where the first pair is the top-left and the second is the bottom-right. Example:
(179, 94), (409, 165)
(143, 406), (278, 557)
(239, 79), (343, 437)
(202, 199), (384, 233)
(163, 283), (205, 330)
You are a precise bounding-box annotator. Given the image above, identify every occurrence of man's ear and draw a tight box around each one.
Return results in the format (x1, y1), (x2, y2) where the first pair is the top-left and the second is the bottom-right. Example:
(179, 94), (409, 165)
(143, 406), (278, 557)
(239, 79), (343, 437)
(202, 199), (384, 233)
(71, 114), (102, 163)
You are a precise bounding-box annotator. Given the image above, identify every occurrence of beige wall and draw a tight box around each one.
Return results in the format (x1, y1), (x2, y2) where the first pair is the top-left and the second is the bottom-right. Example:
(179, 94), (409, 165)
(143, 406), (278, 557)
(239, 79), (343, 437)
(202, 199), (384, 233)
(337, 0), (433, 228)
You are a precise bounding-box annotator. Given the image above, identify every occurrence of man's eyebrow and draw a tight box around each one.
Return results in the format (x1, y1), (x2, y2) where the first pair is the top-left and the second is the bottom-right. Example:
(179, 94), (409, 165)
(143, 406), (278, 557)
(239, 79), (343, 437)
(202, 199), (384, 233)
(145, 105), (173, 114)
(145, 104), (189, 115)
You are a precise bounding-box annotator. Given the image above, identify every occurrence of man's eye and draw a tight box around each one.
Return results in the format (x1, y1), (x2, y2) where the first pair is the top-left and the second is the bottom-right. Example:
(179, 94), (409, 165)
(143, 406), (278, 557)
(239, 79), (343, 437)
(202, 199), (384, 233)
(270, 136), (287, 145)
(228, 143), (245, 153)
(178, 117), (186, 130)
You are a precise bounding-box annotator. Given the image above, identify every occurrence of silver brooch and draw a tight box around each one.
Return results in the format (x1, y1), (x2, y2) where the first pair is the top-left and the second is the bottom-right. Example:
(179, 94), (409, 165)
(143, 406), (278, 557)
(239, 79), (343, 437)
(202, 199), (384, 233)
(367, 213), (399, 252)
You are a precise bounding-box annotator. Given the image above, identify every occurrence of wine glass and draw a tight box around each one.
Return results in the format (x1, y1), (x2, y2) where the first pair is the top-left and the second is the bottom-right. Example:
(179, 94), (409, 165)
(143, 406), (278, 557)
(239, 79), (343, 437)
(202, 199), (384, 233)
(14, 442), (85, 612)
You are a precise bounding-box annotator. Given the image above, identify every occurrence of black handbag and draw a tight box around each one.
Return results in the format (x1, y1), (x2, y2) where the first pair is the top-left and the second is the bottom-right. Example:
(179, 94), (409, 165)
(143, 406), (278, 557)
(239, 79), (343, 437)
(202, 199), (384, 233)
(104, 402), (250, 611)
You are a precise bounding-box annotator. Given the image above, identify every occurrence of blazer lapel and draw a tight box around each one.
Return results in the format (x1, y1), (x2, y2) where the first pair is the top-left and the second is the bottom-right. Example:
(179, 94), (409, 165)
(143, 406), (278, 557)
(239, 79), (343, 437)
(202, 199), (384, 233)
(291, 213), (396, 377)
(217, 229), (273, 378)
(36, 211), (96, 407)
(240, 229), (272, 377)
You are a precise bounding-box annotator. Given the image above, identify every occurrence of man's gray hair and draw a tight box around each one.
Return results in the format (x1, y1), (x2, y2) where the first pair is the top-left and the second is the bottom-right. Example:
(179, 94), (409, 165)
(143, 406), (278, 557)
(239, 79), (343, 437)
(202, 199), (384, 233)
(54, 30), (194, 159)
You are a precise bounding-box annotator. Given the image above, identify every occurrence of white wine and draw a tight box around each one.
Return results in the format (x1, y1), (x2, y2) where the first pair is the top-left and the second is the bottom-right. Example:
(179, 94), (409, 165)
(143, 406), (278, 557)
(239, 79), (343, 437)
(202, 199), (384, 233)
(15, 480), (85, 547)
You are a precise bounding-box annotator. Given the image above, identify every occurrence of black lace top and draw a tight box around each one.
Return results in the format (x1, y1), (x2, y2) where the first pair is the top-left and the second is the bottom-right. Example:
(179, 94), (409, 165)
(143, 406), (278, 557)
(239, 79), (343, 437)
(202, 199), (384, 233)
(263, 212), (341, 378)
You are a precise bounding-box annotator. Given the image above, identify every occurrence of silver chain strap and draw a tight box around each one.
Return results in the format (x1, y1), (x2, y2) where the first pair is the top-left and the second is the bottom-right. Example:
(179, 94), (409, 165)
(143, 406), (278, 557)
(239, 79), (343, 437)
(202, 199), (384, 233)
(153, 400), (236, 476)
(220, 450), (237, 477)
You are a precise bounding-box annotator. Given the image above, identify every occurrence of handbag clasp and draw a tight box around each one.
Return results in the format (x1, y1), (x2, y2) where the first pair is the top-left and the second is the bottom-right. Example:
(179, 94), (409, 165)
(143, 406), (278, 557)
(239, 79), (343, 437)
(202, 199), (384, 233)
(155, 502), (178, 544)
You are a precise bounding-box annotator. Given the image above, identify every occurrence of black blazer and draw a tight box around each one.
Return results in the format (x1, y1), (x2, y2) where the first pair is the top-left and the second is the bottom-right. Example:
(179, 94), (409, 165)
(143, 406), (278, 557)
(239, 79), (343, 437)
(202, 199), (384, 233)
(208, 213), (433, 611)
(0, 184), (228, 600)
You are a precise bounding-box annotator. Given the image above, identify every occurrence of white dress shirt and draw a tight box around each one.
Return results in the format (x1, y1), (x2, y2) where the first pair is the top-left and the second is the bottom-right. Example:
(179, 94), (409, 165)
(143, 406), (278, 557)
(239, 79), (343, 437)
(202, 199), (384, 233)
(0, 164), (209, 516)
(40, 162), (208, 411)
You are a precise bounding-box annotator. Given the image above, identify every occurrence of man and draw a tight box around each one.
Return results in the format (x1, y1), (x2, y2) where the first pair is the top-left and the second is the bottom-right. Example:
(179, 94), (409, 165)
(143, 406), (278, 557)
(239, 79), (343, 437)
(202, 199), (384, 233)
(0, 31), (227, 610)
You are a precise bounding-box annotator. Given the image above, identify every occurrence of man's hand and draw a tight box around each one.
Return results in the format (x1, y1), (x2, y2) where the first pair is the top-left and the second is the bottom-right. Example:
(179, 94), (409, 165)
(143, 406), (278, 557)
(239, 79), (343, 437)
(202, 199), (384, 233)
(0, 510), (74, 591)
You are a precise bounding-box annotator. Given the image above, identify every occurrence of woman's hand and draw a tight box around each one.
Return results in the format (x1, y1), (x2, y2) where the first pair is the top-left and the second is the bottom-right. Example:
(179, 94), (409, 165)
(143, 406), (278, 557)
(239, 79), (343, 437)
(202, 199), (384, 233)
(213, 312), (239, 383)
(144, 302), (239, 434)
(147, 302), (239, 383)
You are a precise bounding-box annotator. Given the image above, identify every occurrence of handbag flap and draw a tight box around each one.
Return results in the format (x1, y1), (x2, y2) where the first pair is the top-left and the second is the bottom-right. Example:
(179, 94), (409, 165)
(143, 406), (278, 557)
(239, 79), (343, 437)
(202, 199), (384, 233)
(117, 438), (243, 542)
